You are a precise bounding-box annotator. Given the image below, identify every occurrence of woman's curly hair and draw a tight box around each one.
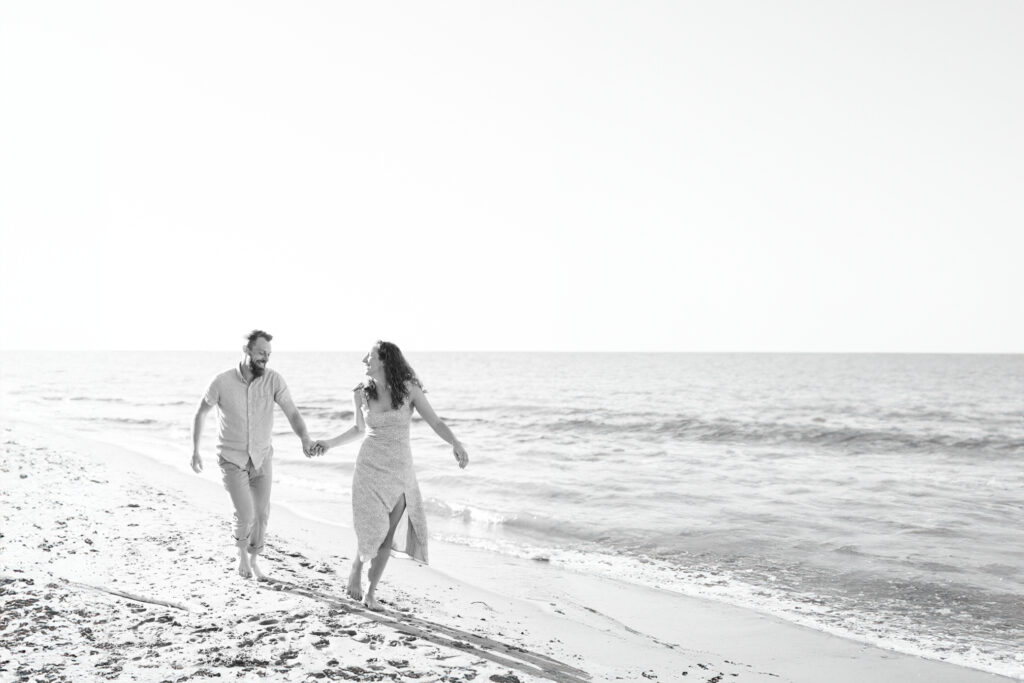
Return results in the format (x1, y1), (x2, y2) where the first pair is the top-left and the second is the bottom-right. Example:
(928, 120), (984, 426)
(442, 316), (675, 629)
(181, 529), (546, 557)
(360, 340), (423, 409)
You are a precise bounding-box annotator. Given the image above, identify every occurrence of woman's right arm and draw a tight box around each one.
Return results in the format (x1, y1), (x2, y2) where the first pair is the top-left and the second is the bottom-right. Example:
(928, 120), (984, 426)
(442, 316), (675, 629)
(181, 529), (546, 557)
(319, 390), (366, 451)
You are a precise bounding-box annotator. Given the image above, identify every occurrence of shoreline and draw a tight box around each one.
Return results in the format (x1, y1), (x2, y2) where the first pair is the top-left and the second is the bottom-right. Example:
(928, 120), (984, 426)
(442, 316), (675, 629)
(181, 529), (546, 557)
(1, 417), (1017, 682)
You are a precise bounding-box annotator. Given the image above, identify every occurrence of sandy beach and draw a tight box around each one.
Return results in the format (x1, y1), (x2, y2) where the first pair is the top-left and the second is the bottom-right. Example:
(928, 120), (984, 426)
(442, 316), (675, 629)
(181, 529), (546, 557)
(0, 419), (1016, 683)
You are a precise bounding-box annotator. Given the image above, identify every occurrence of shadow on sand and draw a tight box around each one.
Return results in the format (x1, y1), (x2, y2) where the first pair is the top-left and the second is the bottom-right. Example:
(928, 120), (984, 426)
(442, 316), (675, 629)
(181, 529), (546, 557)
(262, 578), (591, 683)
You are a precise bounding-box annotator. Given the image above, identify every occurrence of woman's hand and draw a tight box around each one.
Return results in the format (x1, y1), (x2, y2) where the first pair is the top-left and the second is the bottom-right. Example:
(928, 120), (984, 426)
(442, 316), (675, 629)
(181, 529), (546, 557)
(453, 442), (469, 469)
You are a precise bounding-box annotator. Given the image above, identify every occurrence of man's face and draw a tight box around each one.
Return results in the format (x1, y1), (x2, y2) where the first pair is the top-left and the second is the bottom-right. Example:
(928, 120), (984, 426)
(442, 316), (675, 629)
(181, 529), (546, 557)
(246, 338), (272, 377)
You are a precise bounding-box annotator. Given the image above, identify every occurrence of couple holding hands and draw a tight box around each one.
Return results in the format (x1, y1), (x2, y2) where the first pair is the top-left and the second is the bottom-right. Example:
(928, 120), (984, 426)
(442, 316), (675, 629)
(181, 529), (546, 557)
(191, 330), (469, 611)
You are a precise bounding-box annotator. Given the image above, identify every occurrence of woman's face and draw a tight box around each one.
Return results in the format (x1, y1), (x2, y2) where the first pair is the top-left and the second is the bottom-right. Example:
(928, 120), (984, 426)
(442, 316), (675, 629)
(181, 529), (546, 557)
(362, 346), (382, 376)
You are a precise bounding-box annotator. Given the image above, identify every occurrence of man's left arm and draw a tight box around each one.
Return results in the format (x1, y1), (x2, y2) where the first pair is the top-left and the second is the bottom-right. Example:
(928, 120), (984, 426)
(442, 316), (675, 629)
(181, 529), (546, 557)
(280, 398), (314, 455)
(275, 379), (314, 455)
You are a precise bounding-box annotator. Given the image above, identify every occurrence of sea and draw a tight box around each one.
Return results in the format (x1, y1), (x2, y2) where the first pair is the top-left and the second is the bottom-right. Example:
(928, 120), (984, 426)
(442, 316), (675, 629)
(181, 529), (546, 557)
(1, 351), (1021, 678)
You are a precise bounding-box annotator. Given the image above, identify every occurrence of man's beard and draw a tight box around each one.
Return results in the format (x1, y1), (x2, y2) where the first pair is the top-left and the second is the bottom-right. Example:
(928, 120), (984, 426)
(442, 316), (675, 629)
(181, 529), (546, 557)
(249, 358), (267, 378)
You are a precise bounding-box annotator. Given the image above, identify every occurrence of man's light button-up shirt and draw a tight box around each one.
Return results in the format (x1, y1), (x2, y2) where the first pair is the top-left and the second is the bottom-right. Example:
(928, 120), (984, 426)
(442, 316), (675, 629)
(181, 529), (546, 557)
(204, 365), (292, 470)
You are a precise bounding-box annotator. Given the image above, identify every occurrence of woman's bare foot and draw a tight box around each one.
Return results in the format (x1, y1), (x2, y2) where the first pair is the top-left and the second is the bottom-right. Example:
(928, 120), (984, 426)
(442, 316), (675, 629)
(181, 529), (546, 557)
(363, 592), (383, 612)
(346, 564), (363, 601)
(250, 554), (268, 581)
(237, 550), (253, 579)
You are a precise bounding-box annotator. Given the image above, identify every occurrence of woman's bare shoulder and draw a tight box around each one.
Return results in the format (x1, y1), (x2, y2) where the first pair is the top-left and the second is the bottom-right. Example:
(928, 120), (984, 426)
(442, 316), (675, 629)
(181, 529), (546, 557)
(404, 379), (426, 395)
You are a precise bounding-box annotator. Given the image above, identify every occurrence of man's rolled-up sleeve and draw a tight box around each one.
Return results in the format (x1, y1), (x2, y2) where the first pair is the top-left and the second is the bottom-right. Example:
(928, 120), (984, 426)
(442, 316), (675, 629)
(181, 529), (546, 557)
(203, 377), (220, 407)
(274, 375), (293, 409)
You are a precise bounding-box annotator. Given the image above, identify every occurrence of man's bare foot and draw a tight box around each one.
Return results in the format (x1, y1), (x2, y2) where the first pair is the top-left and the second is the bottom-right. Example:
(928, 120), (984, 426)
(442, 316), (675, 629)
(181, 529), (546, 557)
(363, 592), (383, 612)
(238, 550), (253, 579)
(250, 554), (269, 581)
(346, 564), (363, 601)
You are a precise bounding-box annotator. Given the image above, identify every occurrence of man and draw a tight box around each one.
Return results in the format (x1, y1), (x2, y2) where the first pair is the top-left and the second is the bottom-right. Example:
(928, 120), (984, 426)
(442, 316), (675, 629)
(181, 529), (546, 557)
(191, 329), (315, 580)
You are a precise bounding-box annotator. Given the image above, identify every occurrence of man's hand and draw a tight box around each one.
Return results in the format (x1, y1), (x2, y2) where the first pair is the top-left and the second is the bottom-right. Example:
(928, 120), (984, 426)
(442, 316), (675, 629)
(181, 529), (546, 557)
(191, 452), (203, 473)
(302, 437), (317, 458)
(303, 439), (327, 458)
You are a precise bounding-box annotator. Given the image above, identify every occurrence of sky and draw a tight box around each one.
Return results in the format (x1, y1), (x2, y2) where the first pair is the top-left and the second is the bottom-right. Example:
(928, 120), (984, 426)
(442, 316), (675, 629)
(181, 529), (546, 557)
(1, 1), (1021, 352)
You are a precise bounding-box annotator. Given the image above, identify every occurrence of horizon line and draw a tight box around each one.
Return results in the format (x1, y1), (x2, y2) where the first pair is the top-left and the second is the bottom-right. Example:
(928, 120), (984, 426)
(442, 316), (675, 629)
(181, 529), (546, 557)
(0, 349), (1021, 356)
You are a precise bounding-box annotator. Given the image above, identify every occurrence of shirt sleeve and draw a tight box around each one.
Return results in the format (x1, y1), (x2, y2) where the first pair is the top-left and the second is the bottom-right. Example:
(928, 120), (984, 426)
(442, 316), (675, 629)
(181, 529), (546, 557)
(203, 376), (220, 407)
(273, 373), (294, 408)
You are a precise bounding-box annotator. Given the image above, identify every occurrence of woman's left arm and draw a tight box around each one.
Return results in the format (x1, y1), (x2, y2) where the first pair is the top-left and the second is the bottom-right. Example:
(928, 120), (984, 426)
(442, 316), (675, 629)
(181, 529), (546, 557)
(409, 383), (469, 469)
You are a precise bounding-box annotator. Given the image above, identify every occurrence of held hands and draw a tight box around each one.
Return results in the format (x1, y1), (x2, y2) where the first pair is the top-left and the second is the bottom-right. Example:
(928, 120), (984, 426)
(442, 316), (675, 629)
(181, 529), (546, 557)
(453, 442), (469, 469)
(303, 438), (328, 458)
(191, 452), (203, 473)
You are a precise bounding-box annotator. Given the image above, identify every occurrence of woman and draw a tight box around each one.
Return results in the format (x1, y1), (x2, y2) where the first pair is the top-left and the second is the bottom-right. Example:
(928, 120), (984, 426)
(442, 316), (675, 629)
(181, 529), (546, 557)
(312, 341), (469, 611)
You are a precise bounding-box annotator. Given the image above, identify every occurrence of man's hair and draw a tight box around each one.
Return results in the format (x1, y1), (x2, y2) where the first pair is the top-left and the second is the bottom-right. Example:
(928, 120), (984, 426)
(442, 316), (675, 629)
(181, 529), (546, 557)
(246, 329), (273, 348)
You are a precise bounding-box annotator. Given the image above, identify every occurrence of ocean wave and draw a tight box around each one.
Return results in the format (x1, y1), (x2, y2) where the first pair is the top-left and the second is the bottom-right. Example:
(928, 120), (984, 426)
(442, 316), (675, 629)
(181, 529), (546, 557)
(86, 417), (160, 426)
(832, 544), (865, 556)
(301, 408), (354, 421)
(69, 397), (186, 407)
(436, 416), (494, 426)
(541, 415), (1023, 456)
(423, 499), (511, 526)
(424, 498), (621, 546)
(70, 396), (127, 403)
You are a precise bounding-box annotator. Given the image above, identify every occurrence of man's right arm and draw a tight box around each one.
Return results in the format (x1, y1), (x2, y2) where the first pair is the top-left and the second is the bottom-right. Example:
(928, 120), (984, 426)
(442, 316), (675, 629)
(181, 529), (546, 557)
(191, 398), (214, 473)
